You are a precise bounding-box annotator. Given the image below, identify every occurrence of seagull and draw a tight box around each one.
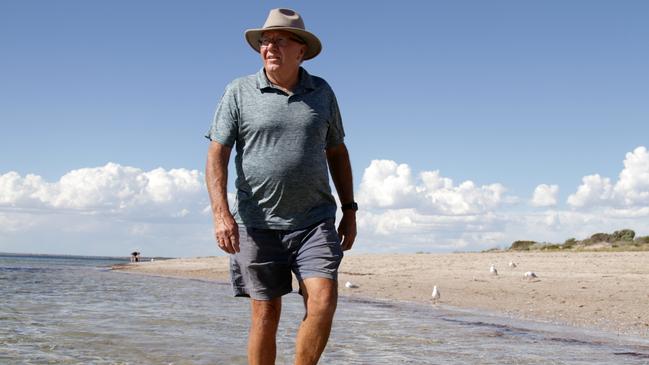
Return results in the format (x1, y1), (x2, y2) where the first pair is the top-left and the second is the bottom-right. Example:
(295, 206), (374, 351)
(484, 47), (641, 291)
(524, 271), (537, 279)
(431, 285), (440, 301)
(344, 281), (358, 289)
(508, 261), (517, 268)
(490, 264), (498, 276)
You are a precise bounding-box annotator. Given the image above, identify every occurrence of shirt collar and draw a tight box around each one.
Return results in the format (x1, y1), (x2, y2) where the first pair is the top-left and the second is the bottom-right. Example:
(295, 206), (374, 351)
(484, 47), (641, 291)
(256, 67), (316, 93)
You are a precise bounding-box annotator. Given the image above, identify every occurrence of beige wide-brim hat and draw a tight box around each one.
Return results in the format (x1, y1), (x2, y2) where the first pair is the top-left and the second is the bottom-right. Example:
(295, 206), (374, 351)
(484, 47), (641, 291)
(245, 8), (322, 60)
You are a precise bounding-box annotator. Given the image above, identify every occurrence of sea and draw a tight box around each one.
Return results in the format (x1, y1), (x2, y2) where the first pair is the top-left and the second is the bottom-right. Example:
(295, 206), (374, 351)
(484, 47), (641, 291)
(2, 253), (649, 365)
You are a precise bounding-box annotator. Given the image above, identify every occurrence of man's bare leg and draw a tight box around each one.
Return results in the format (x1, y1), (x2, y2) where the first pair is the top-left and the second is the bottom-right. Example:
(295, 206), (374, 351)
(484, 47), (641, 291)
(294, 278), (338, 365)
(249, 297), (282, 365)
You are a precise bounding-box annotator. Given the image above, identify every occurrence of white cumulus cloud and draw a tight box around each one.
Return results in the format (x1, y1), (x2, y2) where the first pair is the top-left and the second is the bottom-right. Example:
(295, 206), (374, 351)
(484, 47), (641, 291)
(0, 163), (213, 257)
(355, 160), (511, 251)
(357, 160), (417, 208)
(567, 174), (613, 208)
(567, 146), (649, 209)
(358, 160), (506, 215)
(531, 184), (559, 207)
(614, 146), (649, 206)
(0, 162), (205, 218)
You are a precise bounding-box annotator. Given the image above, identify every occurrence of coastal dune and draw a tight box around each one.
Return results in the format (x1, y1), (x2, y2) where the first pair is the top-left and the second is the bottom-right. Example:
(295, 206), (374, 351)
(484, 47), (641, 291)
(113, 251), (649, 337)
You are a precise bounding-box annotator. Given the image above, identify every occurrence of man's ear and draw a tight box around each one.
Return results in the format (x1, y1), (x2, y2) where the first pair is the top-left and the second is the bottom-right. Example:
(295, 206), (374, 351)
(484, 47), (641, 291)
(298, 45), (306, 61)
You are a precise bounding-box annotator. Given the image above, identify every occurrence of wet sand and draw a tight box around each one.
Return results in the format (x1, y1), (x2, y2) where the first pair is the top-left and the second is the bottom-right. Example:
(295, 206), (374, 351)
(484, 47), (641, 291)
(112, 251), (649, 337)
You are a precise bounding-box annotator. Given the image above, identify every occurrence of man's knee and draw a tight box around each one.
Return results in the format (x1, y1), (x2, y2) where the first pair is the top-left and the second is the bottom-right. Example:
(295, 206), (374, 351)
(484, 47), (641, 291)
(251, 298), (282, 327)
(303, 279), (338, 317)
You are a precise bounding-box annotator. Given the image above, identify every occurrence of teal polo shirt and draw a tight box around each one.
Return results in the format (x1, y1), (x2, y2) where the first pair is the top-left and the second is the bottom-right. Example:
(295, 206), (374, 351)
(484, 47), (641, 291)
(206, 67), (345, 229)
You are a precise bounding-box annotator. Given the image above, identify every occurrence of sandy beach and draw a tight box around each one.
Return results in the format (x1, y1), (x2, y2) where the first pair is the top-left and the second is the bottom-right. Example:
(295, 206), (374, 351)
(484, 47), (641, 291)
(113, 251), (649, 338)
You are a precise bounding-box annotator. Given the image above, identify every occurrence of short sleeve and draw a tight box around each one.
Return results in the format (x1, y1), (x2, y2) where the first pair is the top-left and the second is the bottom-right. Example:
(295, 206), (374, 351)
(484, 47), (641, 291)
(205, 82), (239, 147)
(325, 92), (345, 148)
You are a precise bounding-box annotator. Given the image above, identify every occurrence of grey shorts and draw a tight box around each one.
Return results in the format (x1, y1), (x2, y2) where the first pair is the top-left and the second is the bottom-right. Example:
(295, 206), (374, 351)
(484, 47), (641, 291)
(230, 218), (343, 300)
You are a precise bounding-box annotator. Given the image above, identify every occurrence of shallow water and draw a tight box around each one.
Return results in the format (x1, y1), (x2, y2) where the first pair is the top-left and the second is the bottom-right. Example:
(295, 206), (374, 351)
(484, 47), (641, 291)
(2, 254), (649, 364)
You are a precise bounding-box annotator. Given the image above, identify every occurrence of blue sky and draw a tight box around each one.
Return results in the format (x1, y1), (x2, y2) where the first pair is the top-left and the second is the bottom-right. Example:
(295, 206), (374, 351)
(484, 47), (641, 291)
(1, 1), (648, 257)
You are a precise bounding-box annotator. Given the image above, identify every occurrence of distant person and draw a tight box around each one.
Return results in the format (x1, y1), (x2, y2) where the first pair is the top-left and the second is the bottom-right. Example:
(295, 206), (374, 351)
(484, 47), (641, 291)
(205, 8), (356, 365)
(130, 251), (140, 263)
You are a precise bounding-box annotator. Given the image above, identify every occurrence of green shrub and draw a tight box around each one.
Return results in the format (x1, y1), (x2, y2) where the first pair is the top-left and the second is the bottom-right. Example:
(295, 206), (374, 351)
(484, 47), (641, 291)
(612, 229), (635, 242)
(585, 233), (612, 244)
(563, 238), (577, 249)
(510, 240), (536, 251)
(541, 244), (562, 250)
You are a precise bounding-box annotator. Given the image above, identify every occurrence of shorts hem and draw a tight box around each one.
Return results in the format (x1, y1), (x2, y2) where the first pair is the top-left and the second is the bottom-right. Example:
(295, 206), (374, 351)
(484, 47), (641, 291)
(295, 271), (338, 283)
(232, 286), (293, 301)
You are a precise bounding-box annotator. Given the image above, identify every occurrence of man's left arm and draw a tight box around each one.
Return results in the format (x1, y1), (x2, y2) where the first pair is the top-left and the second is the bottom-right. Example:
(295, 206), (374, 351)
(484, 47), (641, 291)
(326, 143), (357, 251)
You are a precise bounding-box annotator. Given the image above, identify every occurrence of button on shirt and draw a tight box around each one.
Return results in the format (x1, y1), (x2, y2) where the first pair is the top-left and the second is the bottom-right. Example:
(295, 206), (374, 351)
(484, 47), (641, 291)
(206, 67), (345, 229)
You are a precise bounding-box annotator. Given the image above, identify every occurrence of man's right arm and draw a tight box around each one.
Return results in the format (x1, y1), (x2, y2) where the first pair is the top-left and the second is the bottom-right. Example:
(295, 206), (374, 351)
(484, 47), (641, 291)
(205, 141), (240, 254)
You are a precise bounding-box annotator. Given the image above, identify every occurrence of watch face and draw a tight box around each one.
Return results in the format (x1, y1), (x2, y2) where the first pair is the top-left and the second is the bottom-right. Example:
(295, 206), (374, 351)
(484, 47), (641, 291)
(342, 202), (358, 211)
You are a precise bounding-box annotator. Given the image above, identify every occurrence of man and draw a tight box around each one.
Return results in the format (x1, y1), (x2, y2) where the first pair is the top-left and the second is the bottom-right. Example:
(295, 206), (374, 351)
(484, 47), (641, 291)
(205, 8), (357, 365)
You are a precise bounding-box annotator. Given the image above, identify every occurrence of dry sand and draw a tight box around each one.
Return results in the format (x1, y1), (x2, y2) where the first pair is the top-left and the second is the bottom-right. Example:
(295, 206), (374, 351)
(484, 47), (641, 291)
(113, 251), (649, 337)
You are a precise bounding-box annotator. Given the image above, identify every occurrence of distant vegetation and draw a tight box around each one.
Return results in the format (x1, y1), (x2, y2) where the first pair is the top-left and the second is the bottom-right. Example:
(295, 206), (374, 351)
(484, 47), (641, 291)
(506, 229), (649, 252)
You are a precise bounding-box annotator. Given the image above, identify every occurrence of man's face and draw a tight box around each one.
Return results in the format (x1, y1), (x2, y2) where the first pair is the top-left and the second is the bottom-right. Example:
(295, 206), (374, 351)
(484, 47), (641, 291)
(260, 30), (306, 74)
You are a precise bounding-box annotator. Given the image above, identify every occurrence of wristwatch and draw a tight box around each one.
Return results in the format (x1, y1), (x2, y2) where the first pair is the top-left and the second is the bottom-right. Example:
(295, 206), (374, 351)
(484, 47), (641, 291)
(341, 201), (358, 211)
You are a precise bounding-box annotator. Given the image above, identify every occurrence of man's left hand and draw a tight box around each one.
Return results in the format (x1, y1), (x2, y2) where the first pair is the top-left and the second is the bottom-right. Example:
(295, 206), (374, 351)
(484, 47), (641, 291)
(337, 211), (357, 251)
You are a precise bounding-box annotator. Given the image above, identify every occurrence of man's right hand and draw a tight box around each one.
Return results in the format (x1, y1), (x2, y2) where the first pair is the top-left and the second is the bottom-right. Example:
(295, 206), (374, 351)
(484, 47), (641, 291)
(206, 141), (239, 254)
(213, 213), (240, 254)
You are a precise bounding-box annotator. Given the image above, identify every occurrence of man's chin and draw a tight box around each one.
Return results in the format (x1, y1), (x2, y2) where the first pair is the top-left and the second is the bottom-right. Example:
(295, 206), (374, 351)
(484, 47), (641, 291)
(265, 61), (284, 70)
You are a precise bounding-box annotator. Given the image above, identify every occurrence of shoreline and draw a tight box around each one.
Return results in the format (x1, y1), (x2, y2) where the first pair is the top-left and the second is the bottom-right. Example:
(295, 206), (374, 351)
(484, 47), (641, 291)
(112, 251), (649, 338)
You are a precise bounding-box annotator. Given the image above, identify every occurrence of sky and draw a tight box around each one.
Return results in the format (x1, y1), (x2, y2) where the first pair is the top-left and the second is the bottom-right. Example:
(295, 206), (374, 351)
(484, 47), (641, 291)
(1, 1), (648, 257)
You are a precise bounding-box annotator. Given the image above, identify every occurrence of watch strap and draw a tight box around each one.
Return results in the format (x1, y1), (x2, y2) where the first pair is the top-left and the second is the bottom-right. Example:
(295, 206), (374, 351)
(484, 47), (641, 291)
(341, 202), (358, 211)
